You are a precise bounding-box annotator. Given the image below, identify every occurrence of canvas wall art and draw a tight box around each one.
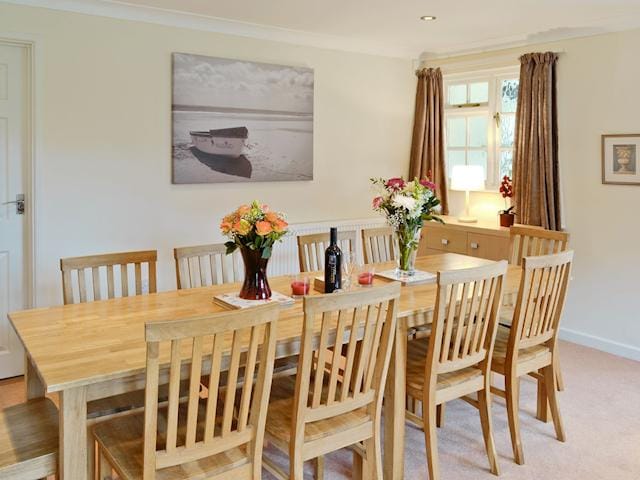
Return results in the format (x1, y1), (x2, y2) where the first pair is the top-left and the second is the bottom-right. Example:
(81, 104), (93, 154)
(602, 134), (640, 185)
(172, 53), (314, 184)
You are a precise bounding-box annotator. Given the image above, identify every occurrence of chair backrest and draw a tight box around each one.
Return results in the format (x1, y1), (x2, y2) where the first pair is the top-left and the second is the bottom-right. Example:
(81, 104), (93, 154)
(508, 250), (573, 353)
(297, 230), (357, 272)
(509, 226), (569, 266)
(60, 250), (157, 304)
(292, 283), (400, 436)
(143, 303), (279, 479)
(426, 261), (507, 379)
(361, 227), (397, 264)
(174, 243), (243, 289)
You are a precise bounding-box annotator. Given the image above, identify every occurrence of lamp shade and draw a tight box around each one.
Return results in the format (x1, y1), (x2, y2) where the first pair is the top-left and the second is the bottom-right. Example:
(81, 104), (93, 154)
(450, 165), (485, 191)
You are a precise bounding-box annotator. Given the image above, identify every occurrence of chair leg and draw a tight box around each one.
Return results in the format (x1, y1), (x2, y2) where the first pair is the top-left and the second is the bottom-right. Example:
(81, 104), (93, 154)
(364, 435), (383, 480)
(436, 403), (445, 428)
(424, 401), (440, 480)
(97, 447), (112, 480)
(543, 364), (566, 442)
(290, 450), (305, 480)
(505, 374), (525, 465)
(353, 449), (364, 480)
(313, 456), (325, 480)
(536, 369), (550, 423)
(477, 388), (500, 476)
(555, 352), (565, 391)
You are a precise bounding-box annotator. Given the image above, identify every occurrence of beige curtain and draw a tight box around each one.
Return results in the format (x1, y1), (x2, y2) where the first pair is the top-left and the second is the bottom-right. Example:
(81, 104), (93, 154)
(409, 68), (449, 214)
(513, 52), (561, 230)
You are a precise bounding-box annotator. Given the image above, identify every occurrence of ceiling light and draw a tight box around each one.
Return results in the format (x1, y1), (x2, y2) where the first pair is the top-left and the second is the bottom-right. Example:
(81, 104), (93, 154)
(420, 15), (436, 21)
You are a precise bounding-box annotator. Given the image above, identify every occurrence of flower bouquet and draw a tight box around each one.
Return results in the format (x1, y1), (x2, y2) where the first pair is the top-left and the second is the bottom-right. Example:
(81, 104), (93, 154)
(221, 201), (288, 299)
(371, 177), (443, 276)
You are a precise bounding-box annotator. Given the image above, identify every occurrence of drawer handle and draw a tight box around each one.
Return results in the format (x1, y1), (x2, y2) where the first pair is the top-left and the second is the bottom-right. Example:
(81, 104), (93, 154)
(470, 242), (479, 249)
(441, 239), (449, 246)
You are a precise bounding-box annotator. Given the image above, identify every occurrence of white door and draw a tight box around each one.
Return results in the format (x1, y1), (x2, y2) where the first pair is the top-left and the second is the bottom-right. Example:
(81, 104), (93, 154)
(0, 44), (29, 379)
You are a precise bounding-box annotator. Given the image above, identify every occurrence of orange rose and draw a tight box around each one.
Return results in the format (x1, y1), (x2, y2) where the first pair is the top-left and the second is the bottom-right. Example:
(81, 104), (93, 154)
(237, 204), (251, 216)
(220, 220), (233, 234)
(265, 211), (279, 223)
(255, 221), (273, 236)
(233, 219), (251, 236)
(272, 219), (288, 233)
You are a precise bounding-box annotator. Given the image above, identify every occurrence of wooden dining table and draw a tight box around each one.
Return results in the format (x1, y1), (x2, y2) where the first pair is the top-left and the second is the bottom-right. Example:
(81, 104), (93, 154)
(8, 253), (522, 480)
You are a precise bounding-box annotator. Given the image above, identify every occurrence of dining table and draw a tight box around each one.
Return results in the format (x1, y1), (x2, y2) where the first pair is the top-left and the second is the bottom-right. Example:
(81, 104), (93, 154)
(7, 252), (522, 480)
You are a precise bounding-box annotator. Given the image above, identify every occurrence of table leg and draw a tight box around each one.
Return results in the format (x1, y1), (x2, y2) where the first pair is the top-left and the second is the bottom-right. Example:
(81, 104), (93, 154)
(59, 386), (88, 480)
(383, 321), (407, 480)
(25, 353), (45, 399)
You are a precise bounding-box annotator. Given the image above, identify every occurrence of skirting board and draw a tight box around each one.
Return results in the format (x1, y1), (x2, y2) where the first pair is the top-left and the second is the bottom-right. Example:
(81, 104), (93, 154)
(559, 327), (640, 362)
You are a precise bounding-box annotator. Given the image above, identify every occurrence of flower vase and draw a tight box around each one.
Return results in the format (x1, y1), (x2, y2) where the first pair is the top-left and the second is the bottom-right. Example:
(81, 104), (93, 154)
(394, 225), (422, 277)
(239, 246), (272, 300)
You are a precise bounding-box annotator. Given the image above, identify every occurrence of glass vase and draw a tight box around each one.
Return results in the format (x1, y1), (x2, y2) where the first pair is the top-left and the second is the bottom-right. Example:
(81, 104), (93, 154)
(394, 224), (422, 277)
(239, 246), (272, 300)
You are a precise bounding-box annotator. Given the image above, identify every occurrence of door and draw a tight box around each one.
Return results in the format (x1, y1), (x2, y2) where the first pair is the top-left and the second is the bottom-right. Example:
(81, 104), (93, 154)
(0, 43), (29, 379)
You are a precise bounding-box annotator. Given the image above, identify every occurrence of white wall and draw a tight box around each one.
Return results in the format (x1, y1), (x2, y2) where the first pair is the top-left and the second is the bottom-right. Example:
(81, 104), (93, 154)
(0, 3), (415, 306)
(430, 30), (640, 360)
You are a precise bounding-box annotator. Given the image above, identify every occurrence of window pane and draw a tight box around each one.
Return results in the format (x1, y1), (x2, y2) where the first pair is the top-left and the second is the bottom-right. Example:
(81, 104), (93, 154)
(468, 150), (488, 182)
(500, 150), (513, 179)
(468, 116), (488, 147)
(447, 117), (466, 147)
(500, 113), (515, 147)
(501, 79), (519, 113)
(469, 82), (489, 103)
(446, 150), (466, 178)
(448, 84), (467, 105)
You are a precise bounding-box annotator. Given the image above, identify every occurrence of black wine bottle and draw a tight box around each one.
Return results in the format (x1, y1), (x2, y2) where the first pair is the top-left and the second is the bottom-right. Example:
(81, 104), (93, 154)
(324, 227), (342, 293)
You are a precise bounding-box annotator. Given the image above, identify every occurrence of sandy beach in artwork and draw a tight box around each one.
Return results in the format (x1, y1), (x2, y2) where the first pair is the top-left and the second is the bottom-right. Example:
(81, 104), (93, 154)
(172, 110), (313, 183)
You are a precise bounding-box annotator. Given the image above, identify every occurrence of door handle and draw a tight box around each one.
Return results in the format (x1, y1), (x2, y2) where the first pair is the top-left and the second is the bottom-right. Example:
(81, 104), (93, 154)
(2, 194), (25, 215)
(470, 242), (479, 249)
(441, 239), (449, 246)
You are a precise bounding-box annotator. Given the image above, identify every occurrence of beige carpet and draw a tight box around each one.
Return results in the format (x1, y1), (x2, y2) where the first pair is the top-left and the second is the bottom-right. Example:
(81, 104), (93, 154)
(263, 340), (640, 479)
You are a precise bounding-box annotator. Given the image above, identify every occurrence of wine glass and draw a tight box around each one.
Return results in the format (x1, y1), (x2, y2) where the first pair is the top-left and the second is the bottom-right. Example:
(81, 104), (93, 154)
(341, 250), (355, 291)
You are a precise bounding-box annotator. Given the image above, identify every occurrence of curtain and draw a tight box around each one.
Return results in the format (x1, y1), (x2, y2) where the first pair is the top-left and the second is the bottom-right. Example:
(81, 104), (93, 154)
(513, 52), (561, 230)
(409, 68), (449, 214)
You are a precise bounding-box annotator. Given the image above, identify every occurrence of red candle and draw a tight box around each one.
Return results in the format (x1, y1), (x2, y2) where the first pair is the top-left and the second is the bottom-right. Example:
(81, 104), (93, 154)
(291, 280), (310, 296)
(358, 272), (374, 286)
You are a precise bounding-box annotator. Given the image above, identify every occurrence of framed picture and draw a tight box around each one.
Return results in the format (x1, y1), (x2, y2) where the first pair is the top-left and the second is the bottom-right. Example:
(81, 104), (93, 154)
(172, 53), (314, 184)
(602, 134), (640, 185)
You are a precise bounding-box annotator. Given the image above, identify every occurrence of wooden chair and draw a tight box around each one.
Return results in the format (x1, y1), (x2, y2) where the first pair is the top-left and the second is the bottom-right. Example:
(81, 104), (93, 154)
(507, 226), (570, 391)
(60, 250), (157, 304)
(174, 243), (243, 289)
(0, 398), (59, 480)
(508, 226), (569, 266)
(405, 261), (508, 480)
(93, 303), (279, 480)
(296, 230), (357, 272)
(361, 227), (396, 264)
(490, 250), (573, 465)
(262, 282), (401, 480)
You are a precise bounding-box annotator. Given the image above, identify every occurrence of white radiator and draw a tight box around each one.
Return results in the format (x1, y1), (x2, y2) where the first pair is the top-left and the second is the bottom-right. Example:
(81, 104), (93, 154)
(267, 217), (386, 276)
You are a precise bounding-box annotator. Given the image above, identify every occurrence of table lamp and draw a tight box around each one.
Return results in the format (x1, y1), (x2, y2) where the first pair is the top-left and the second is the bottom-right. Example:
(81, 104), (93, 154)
(450, 165), (484, 223)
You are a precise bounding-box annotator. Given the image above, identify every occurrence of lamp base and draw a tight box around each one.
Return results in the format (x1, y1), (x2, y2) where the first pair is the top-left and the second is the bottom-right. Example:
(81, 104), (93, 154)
(457, 216), (478, 223)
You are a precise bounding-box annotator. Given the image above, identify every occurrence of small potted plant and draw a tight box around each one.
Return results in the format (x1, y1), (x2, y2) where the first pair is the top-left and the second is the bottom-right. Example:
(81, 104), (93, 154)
(499, 175), (515, 227)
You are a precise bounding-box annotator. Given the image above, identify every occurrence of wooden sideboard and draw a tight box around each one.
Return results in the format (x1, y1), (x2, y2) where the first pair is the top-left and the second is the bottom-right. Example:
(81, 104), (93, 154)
(419, 215), (511, 261)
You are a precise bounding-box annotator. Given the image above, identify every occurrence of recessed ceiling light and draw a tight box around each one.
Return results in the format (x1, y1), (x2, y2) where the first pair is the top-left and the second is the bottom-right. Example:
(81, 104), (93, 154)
(420, 15), (437, 21)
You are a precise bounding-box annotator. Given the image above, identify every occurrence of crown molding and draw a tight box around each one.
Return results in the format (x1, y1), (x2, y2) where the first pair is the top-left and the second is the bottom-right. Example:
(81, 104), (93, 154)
(0, 0), (417, 59)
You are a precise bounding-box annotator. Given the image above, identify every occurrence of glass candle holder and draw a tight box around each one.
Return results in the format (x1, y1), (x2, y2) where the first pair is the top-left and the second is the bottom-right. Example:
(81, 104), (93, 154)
(357, 266), (375, 287)
(290, 274), (310, 297)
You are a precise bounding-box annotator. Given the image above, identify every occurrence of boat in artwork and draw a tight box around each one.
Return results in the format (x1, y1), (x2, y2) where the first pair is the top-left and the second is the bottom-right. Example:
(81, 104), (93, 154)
(189, 127), (248, 158)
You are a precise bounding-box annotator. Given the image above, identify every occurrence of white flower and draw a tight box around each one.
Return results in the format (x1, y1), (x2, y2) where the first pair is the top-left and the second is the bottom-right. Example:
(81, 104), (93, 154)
(392, 194), (417, 211)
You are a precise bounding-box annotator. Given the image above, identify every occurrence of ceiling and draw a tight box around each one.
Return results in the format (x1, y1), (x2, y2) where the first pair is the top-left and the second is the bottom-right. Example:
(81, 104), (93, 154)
(10, 0), (640, 57)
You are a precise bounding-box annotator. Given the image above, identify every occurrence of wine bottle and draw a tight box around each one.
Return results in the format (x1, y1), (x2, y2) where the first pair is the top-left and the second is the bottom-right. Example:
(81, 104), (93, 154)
(324, 227), (342, 293)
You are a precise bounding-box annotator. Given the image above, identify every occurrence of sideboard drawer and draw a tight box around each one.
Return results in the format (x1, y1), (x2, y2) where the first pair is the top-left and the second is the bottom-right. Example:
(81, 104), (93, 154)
(423, 227), (467, 255)
(467, 233), (510, 261)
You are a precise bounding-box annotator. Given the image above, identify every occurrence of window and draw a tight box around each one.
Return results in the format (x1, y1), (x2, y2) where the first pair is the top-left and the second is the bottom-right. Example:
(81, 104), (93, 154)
(444, 69), (519, 190)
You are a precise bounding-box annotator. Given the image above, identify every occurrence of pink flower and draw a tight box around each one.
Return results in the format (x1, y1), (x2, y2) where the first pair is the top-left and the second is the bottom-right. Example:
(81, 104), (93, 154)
(372, 196), (384, 209)
(385, 177), (405, 190)
(255, 221), (273, 236)
(420, 178), (437, 190)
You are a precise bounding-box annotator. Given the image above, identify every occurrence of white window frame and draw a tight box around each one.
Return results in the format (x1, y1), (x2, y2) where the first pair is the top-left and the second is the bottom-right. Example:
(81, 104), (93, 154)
(443, 66), (519, 191)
